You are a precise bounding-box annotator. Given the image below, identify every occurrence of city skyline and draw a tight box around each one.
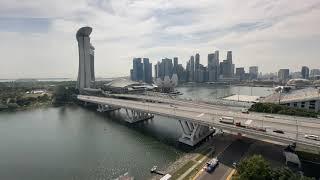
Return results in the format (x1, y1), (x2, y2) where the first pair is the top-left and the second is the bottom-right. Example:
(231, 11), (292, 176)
(1, 0), (320, 79)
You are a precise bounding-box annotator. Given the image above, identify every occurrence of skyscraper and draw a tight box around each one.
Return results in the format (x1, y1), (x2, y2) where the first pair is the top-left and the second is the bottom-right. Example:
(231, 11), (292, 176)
(236, 67), (245, 81)
(131, 58), (152, 83)
(249, 66), (258, 80)
(173, 57), (178, 74)
(208, 53), (219, 81)
(143, 58), (152, 83)
(76, 26), (95, 90)
(195, 53), (200, 82)
(278, 69), (290, 81)
(189, 56), (195, 82)
(227, 51), (232, 62)
(162, 58), (173, 77)
(301, 66), (310, 79)
(132, 58), (143, 81)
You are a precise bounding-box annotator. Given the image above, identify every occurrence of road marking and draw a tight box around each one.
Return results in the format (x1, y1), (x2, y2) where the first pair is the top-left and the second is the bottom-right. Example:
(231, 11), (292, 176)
(226, 169), (236, 180)
(197, 113), (205, 118)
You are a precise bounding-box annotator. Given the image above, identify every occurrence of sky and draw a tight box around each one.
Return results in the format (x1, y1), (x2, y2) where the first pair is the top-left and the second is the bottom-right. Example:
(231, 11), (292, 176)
(0, 0), (320, 79)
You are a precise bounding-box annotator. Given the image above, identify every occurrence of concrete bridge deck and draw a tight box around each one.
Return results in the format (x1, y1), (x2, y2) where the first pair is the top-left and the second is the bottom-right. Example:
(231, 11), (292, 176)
(78, 95), (320, 150)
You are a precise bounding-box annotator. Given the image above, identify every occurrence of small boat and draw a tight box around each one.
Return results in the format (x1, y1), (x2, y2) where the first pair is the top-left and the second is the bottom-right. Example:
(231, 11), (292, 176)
(115, 172), (134, 180)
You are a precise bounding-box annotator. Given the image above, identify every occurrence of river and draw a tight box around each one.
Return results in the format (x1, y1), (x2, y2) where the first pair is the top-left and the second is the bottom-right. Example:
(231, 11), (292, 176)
(0, 85), (272, 180)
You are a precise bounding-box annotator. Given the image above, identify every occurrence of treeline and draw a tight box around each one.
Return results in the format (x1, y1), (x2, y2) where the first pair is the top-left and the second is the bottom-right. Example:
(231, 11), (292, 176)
(249, 103), (319, 118)
(233, 155), (314, 180)
(0, 81), (79, 111)
(52, 86), (79, 105)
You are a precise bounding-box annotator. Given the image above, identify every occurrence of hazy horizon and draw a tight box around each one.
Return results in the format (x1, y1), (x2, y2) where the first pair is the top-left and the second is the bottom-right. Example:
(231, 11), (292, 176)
(1, 0), (320, 79)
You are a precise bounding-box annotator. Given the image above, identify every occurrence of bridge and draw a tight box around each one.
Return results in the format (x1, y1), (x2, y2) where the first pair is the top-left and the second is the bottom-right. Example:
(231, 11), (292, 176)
(77, 94), (320, 150)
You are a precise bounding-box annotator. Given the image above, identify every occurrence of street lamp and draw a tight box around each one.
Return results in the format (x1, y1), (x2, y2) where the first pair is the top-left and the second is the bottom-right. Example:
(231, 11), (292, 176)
(295, 116), (298, 143)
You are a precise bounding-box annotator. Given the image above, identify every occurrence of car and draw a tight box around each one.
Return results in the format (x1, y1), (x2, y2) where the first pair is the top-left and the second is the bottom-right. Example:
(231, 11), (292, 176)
(232, 162), (237, 168)
(273, 129), (285, 134)
(241, 108), (249, 114)
(264, 115), (274, 118)
(204, 158), (219, 173)
(304, 134), (320, 141)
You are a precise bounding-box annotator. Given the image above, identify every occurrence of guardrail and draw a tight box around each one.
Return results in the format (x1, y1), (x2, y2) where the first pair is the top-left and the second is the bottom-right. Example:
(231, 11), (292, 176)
(78, 95), (320, 149)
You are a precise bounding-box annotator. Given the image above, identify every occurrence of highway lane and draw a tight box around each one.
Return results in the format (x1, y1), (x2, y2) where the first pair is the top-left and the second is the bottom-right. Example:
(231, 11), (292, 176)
(78, 95), (320, 148)
(114, 96), (320, 136)
(109, 94), (320, 125)
(109, 95), (320, 135)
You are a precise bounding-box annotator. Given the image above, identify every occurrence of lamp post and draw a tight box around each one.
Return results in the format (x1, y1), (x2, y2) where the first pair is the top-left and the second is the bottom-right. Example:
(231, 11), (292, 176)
(295, 116), (298, 143)
(238, 86), (240, 102)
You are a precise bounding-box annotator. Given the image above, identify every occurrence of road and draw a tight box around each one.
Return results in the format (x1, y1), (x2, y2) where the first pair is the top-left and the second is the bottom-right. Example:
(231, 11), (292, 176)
(196, 139), (252, 180)
(78, 95), (320, 149)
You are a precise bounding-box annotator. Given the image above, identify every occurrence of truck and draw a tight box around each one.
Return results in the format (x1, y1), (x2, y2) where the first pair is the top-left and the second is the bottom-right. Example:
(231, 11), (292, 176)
(219, 117), (234, 124)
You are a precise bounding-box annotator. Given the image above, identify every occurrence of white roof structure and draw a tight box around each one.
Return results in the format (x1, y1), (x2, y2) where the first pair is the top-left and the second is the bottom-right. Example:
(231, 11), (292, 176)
(105, 78), (141, 88)
(223, 95), (261, 103)
(263, 87), (320, 103)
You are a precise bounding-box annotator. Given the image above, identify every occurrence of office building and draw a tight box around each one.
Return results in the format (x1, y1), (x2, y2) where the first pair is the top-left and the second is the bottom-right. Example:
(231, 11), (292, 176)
(173, 57), (178, 73)
(76, 26), (95, 90)
(188, 56), (195, 82)
(143, 58), (152, 83)
(195, 53), (200, 82)
(236, 67), (245, 81)
(207, 52), (220, 82)
(278, 69), (290, 82)
(220, 51), (234, 78)
(310, 69), (320, 80)
(301, 66), (310, 79)
(131, 57), (152, 83)
(249, 66), (258, 80)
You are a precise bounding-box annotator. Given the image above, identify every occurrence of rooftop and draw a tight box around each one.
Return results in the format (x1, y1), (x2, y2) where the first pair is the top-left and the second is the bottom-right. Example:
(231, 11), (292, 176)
(262, 87), (320, 103)
(105, 78), (140, 88)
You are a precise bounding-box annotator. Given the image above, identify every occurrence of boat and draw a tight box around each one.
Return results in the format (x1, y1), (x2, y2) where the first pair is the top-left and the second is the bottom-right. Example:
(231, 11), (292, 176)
(115, 172), (134, 180)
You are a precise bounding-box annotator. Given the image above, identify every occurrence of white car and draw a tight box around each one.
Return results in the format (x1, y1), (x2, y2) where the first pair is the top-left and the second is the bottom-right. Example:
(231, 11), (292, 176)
(304, 134), (320, 141)
(241, 108), (249, 114)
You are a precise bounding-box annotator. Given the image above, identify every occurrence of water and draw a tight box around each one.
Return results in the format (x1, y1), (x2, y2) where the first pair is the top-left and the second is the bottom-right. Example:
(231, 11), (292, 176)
(177, 84), (273, 100)
(0, 85), (272, 180)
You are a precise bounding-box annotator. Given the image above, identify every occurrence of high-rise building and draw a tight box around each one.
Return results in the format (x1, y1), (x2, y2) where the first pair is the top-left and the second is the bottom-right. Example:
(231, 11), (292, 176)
(143, 58), (152, 83)
(76, 26), (95, 90)
(249, 66), (258, 80)
(162, 58), (173, 77)
(173, 57), (178, 73)
(208, 52), (219, 81)
(278, 69), (290, 81)
(132, 58), (143, 81)
(220, 51), (234, 78)
(195, 53), (200, 82)
(227, 51), (232, 62)
(177, 64), (187, 82)
(236, 67), (245, 80)
(301, 66), (310, 79)
(189, 56), (195, 82)
(310, 69), (320, 79)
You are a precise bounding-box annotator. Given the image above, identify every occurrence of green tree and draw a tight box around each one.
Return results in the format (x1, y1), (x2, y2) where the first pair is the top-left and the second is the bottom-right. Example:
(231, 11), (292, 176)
(234, 155), (272, 180)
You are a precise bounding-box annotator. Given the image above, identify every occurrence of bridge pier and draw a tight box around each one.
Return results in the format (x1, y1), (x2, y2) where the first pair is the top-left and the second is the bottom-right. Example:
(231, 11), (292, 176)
(97, 104), (120, 112)
(125, 109), (154, 123)
(178, 120), (215, 146)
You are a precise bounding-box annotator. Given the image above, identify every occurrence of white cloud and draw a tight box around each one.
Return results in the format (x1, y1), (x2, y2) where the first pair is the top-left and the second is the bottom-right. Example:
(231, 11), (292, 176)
(0, 0), (319, 78)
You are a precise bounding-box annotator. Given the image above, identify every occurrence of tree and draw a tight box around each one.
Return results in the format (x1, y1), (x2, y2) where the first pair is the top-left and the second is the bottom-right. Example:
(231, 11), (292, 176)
(234, 155), (272, 180)
(233, 155), (315, 180)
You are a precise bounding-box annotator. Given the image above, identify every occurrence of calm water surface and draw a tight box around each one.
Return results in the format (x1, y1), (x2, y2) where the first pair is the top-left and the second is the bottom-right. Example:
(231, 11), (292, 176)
(0, 86), (272, 180)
